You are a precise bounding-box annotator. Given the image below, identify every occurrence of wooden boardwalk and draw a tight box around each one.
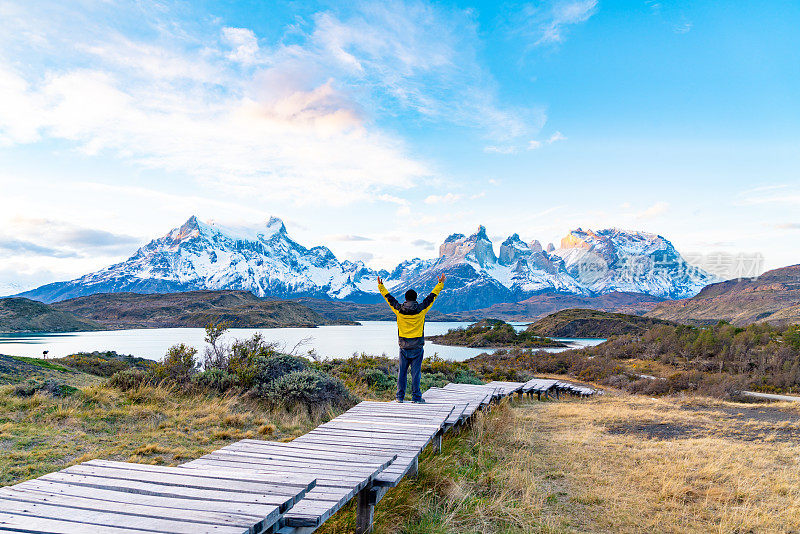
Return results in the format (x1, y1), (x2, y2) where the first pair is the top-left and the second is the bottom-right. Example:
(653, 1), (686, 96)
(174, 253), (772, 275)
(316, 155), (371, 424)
(0, 377), (596, 534)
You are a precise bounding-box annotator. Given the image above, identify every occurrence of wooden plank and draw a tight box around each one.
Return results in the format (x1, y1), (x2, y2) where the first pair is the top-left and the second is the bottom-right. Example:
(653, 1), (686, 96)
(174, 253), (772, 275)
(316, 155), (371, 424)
(6, 480), (279, 519)
(200, 450), (390, 475)
(0, 498), (248, 534)
(0, 488), (273, 531)
(35, 472), (296, 507)
(85, 459), (315, 488)
(227, 441), (397, 465)
(235, 440), (417, 462)
(0, 512), (162, 534)
(59, 464), (307, 496)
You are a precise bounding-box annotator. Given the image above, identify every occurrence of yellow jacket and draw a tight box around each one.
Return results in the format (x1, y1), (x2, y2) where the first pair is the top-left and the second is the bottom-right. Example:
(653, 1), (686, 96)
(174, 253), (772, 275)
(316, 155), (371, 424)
(379, 280), (444, 348)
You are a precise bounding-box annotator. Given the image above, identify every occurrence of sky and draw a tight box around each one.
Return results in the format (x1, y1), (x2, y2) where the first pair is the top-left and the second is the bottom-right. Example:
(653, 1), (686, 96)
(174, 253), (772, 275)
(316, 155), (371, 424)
(0, 0), (798, 292)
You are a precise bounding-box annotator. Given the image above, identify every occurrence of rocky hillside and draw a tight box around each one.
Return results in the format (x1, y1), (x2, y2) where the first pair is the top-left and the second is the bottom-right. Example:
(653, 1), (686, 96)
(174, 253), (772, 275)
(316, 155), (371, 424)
(0, 298), (102, 333)
(16, 216), (716, 314)
(646, 264), (800, 326)
(462, 291), (665, 321)
(527, 308), (676, 338)
(53, 291), (356, 329)
(428, 319), (566, 348)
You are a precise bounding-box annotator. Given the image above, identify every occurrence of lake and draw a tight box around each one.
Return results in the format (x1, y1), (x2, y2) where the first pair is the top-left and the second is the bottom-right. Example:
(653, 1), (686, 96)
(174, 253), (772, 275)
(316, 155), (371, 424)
(0, 321), (605, 362)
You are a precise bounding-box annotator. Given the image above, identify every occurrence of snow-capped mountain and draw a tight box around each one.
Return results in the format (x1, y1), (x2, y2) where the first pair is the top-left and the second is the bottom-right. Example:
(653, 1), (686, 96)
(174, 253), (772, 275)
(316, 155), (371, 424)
(17, 216), (717, 311)
(552, 228), (716, 298)
(19, 216), (386, 303)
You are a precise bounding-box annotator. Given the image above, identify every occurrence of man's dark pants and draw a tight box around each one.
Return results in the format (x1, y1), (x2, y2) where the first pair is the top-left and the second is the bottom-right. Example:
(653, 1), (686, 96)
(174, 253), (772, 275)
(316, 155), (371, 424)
(397, 346), (424, 402)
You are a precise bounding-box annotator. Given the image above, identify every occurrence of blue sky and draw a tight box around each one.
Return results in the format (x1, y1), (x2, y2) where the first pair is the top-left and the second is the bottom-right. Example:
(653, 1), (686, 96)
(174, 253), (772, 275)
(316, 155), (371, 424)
(0, 0), (798, 292)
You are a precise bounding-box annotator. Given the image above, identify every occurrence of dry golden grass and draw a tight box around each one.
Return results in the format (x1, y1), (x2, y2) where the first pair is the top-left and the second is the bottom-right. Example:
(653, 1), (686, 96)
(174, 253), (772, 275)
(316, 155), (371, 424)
(321, 393), (800, 533)
(0, 382), (331, 485)
(533, 393), (800, 533)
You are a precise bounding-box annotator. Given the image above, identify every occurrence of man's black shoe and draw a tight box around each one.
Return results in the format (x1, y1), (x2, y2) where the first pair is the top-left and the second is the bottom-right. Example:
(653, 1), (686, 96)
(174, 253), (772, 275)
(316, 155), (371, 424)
(412, 399), (426, 403)
(397, 399), (404, 403)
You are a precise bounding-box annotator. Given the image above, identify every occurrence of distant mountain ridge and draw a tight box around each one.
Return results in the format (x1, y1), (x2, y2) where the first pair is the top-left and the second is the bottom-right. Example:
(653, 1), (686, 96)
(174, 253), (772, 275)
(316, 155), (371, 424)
(17, 216), (718, 313)
(52, 290), (354, 329)
(646, 264), (800, 326)
(0, 298), (102, 333)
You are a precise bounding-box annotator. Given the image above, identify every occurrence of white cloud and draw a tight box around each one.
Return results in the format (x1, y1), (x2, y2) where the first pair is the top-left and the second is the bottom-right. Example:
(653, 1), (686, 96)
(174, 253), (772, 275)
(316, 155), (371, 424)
(485, 145), (517, 154)
(636, 201), (670, 219)
(527, 140), (542, 150)
(424, 193), (462, 204)
(513, 1), (598, 47)
(222, 27), (260, 65)
(547, 131), (567, 143)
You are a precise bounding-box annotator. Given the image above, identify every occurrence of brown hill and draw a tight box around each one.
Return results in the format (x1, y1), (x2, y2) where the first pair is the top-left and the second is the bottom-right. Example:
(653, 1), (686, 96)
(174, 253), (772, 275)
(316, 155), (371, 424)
(0, 298), (102, 333)
(645, 264), (800, 326)
(52, 291), (356, 329)
(527, 308), (676, 338)
(462, 291), (664, 322)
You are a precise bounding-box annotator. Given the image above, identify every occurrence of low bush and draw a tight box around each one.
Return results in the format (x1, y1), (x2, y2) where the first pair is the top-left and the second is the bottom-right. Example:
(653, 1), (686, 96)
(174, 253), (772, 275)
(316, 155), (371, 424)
(255, 353), (308, 385)
(108, 368), (151, 391)
(252, 369), (355, 409)
(151, 344), (199, 385)
(12, 378), (78, 398)
(193, 368), (239, 393)
(53, 351), (154, 377)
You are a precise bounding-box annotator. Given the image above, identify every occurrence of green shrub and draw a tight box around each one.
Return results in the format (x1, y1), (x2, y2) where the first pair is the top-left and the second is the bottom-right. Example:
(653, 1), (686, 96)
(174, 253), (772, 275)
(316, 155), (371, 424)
(108, 368), (152, 391)
(12, 380), (38, 397)
(152, 344), (199, 385)
(194, 368), (239, 393)
(252, 369), (355, 408)
(53, 351), (154, 377)
(362, 368), (395, 391)
(255, 354), (308, 385)
(12, 379), (77, 397)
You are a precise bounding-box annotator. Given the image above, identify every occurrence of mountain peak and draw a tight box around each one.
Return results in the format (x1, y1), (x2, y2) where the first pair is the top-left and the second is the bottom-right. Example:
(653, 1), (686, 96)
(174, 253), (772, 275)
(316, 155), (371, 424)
(474, 225), (489, 240)
(265, 216), (287, 236)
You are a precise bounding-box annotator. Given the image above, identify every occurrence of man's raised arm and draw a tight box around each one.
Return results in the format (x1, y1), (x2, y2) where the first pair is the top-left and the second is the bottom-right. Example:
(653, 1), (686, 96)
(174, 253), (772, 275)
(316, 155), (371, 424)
(378, 277), (401, 312)
(421, 274), (446, 312)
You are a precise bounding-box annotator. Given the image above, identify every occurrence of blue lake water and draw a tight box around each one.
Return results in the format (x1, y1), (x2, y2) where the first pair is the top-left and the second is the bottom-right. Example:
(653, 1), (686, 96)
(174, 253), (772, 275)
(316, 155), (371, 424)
(0, 321), (605, 362)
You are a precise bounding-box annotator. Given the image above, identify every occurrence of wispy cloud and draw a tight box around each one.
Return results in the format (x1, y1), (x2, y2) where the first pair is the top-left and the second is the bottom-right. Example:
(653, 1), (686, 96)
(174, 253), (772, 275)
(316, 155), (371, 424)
(327, 234), (373, 242)
(509, 0), (598, 48)
(0, 1), (543, 208)
(412, 239), (435, 250)
(636, 201), (670, 219)
(424, 193), (462, 204)
(528, 130), (566, 150)
(0, 218), (140, 260)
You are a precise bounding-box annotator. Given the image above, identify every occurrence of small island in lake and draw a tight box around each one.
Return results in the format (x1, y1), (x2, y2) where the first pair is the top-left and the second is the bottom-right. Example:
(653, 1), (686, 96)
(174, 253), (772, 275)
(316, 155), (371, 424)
(428, 319), (567, 348)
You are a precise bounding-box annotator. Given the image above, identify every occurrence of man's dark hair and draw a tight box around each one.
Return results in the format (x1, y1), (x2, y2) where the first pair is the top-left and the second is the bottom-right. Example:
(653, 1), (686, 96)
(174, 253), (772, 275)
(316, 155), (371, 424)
(405, 289), (417, 301)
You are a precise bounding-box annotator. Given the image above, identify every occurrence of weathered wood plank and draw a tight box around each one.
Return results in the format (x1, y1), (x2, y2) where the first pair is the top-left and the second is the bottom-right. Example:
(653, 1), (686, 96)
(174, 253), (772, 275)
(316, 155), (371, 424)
(0, 488), (272, 530)
(0, 498), (249, 534)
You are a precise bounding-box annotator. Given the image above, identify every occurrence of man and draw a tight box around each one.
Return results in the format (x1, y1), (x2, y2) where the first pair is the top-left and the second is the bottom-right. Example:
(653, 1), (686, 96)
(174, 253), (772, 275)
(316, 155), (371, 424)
(378, 273), (446, 403)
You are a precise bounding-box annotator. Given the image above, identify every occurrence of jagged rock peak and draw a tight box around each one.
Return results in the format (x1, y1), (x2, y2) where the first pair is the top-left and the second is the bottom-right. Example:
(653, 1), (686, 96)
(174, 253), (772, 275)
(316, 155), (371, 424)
(439, 225), (497, 267)
(499, 234), (531, 266)
(530, 239), (543, 253)
(265, 216), (287, 236)
(546, 243), (555, 252)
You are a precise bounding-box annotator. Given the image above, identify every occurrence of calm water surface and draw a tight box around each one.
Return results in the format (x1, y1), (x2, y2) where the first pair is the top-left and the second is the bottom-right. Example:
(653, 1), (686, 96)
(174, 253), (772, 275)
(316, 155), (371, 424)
(0, 321), (605, 362)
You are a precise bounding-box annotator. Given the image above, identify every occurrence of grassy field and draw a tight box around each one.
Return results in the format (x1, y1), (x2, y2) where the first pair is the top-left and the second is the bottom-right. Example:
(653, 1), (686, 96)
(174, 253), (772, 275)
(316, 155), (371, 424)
(0, 380), (333, 485)
(319, 393), (800, 533)
(3, 361), (799, 532)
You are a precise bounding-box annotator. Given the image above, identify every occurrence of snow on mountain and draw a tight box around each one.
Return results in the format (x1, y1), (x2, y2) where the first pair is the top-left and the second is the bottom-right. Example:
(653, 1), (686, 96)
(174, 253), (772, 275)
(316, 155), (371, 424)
(0, 281), (27, 298)
(17, 216), (382, 303)
(552, 228), (718, 298)
(15, 217), (717, 308)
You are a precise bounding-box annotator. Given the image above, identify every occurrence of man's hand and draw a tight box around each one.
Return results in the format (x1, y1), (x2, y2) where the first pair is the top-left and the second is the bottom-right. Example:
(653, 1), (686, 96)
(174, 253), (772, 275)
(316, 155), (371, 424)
(377, 276), (383, 286)
(438, 274), (446, 284)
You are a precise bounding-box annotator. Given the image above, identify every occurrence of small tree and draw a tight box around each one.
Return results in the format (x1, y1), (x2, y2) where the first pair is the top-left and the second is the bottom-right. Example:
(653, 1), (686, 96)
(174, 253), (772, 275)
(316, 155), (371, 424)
(203, 321), (230, 369)
(154, 343), (199, 385)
